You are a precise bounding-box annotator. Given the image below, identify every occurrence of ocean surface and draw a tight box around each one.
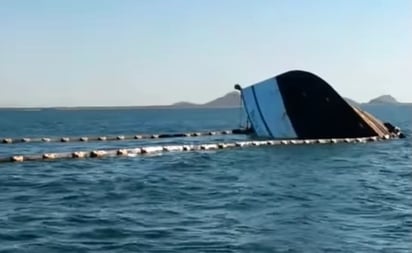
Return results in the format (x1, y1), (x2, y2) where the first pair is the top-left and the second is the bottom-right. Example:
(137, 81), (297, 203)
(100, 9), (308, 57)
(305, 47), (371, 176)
(0, 105), (411, 253)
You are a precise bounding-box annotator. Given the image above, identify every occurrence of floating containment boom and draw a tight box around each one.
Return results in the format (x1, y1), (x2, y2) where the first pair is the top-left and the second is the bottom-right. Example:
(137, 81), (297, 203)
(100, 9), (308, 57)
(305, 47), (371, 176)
(0, 136), (391, 163)
(236, 70), (404, 139)
(1, 129), (250, 145)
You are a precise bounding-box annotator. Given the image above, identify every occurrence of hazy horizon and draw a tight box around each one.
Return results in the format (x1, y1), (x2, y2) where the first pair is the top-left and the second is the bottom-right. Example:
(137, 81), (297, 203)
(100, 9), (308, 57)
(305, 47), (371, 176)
(1, 1), (411, 107)
(0, 91), (409, 109)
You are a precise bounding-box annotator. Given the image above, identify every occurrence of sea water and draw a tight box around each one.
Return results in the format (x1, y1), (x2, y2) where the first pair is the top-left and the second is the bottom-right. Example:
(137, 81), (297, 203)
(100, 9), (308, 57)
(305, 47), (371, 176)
(0, 105), (410, 252)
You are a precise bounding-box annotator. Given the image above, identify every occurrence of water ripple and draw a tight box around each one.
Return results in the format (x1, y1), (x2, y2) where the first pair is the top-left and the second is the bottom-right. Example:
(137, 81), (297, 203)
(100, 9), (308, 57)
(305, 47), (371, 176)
(0, 107), (411, 252)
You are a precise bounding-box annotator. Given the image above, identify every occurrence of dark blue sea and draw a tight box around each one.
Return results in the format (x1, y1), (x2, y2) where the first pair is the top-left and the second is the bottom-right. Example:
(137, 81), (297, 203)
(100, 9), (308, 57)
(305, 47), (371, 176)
(0, 105), (411, 253)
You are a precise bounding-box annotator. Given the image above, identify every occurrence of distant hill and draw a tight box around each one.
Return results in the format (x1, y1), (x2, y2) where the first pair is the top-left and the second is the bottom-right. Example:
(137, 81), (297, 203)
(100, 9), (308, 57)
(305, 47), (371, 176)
(170, 101), (199, 108)
(172, 92), (363, 108)
(171, 91), (241, 108)
(343, 97), (360, 107)
(368, 95), (399, 104)
(0, 92), (404, 111)
(203, 91), (241, 107)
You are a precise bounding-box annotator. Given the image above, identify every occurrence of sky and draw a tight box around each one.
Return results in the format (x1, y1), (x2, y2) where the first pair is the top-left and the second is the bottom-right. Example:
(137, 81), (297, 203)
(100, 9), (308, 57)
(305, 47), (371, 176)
(0, 0), (411, 107)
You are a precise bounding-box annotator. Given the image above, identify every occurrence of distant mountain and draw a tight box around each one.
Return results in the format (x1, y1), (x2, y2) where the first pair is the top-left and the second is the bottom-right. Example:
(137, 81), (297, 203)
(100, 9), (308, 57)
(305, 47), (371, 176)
(368, 95), (399, 104)
(0, 92), (404, 111)
(171, 91), (241, 108)
(203, 91), (241, 107)
(170, 101), (199, 108)
(172, 92), (365, 108)
(343, 97), (360, 107)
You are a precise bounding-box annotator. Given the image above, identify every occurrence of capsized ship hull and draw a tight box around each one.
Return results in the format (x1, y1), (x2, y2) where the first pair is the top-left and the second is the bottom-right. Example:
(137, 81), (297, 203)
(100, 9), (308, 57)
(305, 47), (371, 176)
(236, 70), (403, 139)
